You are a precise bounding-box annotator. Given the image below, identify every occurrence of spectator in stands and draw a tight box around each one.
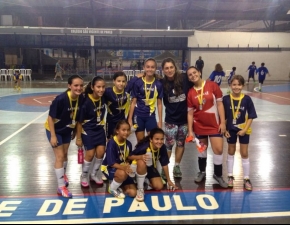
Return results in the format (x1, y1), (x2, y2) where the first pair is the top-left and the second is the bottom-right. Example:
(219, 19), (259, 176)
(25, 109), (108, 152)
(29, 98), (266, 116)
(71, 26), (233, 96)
(54, 60), (64, 81)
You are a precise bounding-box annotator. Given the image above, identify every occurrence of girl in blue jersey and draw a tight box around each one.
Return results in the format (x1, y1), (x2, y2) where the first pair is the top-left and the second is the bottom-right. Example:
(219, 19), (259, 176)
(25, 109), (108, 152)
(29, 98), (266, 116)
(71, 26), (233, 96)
(256, 62), (270, 92)
(246, 61), (256, 84)
(161, 57), (193, 179)
(227, 67), (236, 94)
(128, 58), (163, 143)
(76, 76), (107, 187)
(208, 63), (225, 86)
(45, 75), (84, 198)
(223, 75), (257, 191)
(104, 71), (130, 139)
(128, 128), (178, 202)
(102, 120), (137, 199)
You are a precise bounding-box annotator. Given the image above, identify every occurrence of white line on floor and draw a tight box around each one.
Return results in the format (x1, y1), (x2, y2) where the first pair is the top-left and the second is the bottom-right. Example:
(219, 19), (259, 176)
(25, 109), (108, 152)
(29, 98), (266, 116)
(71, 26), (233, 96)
(0, 110), (49, 146)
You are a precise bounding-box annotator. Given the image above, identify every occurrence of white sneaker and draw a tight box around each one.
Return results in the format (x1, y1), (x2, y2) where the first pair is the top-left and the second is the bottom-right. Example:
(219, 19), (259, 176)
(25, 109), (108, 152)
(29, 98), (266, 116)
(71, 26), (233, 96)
(135, 189), (145, 202)
(80, 174), (89, 187)
(90, 174), (104, 185)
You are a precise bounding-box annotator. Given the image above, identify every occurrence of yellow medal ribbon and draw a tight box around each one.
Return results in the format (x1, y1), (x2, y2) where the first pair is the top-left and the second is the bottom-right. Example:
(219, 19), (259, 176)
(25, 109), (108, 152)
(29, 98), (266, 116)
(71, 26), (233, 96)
(143, 77), (155, 105)
(149, 142), (160, 168)
(194, 81), (205, 110)
(113, 86), (124, 111)
(67, 91), (79, 125)
(88, 94), (101, 121)
(230, 93), (244, 120)
(113, 135), (127, 163)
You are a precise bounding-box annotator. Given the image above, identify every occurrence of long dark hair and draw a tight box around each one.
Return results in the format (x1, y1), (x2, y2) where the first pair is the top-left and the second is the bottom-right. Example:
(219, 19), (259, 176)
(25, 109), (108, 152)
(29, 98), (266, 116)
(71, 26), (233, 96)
(84, 76), (104, 96)
(135, 127), (165, 148)
(65, 75), (83, 92)
(161, 57), (183, 97)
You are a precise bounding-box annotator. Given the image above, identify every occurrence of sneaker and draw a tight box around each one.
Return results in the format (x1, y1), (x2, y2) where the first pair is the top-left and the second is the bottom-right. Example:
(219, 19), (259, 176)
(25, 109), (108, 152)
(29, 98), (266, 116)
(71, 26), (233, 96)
(194, 172), (206, 183)
(244, 179), (252, 191)
(213, 174), (228, 188)
(173, 165), (182, 178)
(228, 176), (234, 188)
(101, 173), (107, 181)
(90, 174), (104, 185)
(80, 174), (89, 187)
(259, 88), (262, 92)
(57, 186), (72, 198)
(135, 188), (145, 202)
(108, 186), (125, 199)
(64, 174), (69, 187)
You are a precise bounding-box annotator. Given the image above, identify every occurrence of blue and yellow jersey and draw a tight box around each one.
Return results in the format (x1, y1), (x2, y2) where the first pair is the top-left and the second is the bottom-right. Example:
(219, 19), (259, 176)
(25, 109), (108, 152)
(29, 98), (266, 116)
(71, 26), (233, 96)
(129, 142), (169, 167)
(13, 73), (23, 81)
(44, 91), (84, 134)
(102, 137), (133, 167)
(104, 87), (130, 123)
(223, 94), (257, 134)
(131, 77), (163, 117)
(78, 94), (106, 136)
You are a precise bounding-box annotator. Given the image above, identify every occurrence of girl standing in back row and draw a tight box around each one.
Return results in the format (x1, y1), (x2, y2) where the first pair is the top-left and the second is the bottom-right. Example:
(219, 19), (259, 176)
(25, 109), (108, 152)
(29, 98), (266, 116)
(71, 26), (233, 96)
(128, 58), (163, 143)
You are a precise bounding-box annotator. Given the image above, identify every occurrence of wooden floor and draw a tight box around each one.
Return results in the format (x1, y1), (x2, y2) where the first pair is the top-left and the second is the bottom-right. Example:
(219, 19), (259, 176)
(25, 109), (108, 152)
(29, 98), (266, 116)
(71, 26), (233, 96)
(0, 79), (290, 224)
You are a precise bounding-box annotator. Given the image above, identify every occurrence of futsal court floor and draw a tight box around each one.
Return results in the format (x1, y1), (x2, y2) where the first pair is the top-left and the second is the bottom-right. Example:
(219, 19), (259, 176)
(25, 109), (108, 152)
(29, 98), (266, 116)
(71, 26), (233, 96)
(0, 78), (290, 224)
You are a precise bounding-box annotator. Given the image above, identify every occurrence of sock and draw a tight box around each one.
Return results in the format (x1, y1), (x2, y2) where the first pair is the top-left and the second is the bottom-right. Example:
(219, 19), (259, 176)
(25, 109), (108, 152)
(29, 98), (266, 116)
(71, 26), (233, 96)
(227, 154), (234, 176)
(175, 163), (180, 166)
(55, 167), (65, 187)
(91, 158), (103, 176)
(136, 173), (147, 189)
(82, 160), (92, 177)
(110, 179), (122, 191)
(213, 154), (223, 177)
(198, 157), (207, 172)
(242, 158), (250, 179)
(259, 83), (261, 89)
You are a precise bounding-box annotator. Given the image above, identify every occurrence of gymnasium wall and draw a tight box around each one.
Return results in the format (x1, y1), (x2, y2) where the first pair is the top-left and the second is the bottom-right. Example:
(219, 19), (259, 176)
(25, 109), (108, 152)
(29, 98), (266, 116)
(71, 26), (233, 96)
(188, 31), (290, 80)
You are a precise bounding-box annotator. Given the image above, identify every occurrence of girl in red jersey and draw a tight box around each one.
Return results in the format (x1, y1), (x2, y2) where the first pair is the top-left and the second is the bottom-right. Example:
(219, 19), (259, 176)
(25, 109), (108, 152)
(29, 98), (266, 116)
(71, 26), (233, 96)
(186, 66), (228, 188)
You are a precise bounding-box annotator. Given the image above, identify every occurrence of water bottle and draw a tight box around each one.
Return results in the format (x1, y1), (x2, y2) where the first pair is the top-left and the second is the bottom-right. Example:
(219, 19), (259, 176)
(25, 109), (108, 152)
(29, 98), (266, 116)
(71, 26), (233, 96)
(78, 147), (84, 164)
(195, 138), (207, 153)
(146, 149), (153, 167)
(129, 160), (137, 178)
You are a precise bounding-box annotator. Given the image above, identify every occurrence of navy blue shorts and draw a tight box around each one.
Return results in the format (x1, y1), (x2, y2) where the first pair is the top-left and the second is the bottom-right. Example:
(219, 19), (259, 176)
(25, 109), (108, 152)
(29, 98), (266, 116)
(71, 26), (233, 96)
(82, 129), (106, 150)
(46, 129), (72, 147)
(248, 73), (255, 78)
(259, 78), (265, 84)
(135, 115), (157, 133)
(146, 165), (161, 180)
(106, 121), (117, 139)
(105, 167), (135, 186)
(227, 130), (250, 144)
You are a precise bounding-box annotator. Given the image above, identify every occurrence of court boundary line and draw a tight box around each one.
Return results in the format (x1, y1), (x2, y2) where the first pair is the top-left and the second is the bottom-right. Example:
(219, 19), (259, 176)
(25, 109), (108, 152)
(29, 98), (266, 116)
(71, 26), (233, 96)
(0, 110), (49, 146)
(1, 211), (290, 224)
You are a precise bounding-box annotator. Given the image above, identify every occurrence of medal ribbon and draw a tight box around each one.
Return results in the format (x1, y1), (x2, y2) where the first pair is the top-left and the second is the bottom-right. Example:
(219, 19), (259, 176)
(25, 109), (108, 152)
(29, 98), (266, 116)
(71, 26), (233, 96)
(194, 81), (205, 109)
(113, 86), (124, 110)
(113, 136), (127, 162)
(88, 94), (101, 120)
(67, 91), (79, 123)
(143, 77), (155, 105)
(149, 142), (160, 168)
(230, 93), (244, 120)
